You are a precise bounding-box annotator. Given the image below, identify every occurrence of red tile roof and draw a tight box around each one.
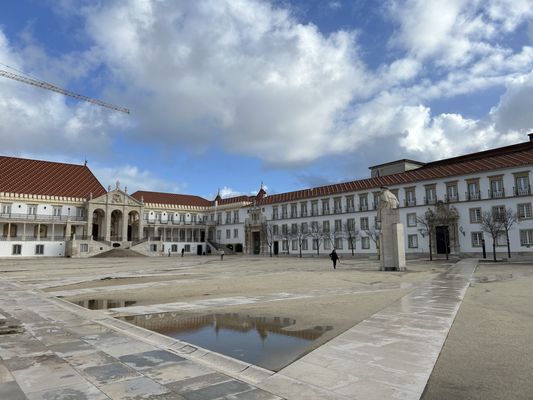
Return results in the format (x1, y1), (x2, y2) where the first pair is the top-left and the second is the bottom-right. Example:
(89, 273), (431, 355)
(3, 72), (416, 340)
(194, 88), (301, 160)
(257, 141), (533, 205)
(0, 156), (106, 199)
(131, 191), (212, 207)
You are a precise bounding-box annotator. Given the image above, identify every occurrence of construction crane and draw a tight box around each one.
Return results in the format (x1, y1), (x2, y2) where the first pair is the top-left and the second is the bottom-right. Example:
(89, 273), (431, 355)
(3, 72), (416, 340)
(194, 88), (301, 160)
(0, 68), (130, 114)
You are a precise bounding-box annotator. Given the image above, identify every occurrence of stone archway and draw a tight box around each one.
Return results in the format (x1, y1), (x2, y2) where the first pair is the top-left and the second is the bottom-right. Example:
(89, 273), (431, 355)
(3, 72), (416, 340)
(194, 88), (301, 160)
(92, 209), (105, 240)
(110, 210), (123, 241)
(128, 210), (140, 241)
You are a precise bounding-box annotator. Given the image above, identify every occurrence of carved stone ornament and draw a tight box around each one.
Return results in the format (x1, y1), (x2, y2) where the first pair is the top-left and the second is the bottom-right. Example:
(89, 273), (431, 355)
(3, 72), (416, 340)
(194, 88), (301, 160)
(112, 194), (122, 204)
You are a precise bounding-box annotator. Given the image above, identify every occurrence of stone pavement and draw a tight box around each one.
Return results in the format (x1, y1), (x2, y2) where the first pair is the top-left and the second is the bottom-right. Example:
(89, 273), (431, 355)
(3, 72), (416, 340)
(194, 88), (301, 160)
(0, 259), (476, 400)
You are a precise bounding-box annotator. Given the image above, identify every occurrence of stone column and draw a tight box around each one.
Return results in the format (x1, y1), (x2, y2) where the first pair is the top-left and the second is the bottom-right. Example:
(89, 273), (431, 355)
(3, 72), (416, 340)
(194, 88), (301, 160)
(105, 212), (111, 242)
(122, 211), (129, 242)
(37, 223), (41, 240)
(7, 223), (11, 241)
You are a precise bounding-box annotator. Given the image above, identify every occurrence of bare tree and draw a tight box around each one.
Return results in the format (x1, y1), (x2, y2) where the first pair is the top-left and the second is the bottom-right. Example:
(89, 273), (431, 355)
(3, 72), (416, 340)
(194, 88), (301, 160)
(481, 210), (504, 262)
(417, 208), (436, 261)
(343, 221), (360, 256)
(500, 207), (517, 258)
(294, 223), (310, 258)
(364, 226), (381, 260)
(261, 222), (275, 257)
(309, 224), (325, 255)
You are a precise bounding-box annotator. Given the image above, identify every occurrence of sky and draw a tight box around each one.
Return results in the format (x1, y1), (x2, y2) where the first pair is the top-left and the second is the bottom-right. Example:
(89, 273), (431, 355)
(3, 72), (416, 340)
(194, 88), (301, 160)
(0, 0), (532, 199)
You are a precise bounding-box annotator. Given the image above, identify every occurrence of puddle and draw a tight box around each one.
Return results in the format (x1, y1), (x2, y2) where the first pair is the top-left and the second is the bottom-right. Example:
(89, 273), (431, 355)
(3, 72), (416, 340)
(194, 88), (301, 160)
(73, 299), (137, 310)
(120, 312), (333, 371)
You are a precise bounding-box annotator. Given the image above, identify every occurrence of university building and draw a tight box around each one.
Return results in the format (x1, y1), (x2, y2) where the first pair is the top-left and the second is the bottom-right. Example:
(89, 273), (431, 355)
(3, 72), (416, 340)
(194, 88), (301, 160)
(2, 135), (533, 258)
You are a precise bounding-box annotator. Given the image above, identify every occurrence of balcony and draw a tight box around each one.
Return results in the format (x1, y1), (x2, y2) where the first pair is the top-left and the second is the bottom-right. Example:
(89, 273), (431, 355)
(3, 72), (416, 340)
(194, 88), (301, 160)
(488, 189), (505, 199)
(334, 207), (342, 214)
(0, 213), (87, 222)
(445, 194), (459, 203)
(514, 186), (531, 196)
(322, 209), (330, 215)
(300, 211), (308, 218)
(466, 191), (481, 201)
(404, 199), (416, 207)
(345, 206), (355, 213)
(424, 196), (437, 205)
(311, 210), (319, 217)
(359, 204), (368, 211)
(290, 212), (297, 218)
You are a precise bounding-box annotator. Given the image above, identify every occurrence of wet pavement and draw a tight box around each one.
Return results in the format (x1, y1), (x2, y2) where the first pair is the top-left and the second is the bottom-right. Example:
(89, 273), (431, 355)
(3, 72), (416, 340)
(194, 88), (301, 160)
(0, 258), (477, 400)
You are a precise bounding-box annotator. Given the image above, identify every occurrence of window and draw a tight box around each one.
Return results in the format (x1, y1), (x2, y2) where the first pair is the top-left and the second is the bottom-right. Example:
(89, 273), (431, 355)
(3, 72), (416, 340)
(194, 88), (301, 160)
(191, 214), (197, 224)
(292, 240), (298, 251)
(272, 206), (279, 220)
(234, 229), (238, 238)
(334, 219), (342, 233)
(469, 208), (482, 223)
(361, 237), (370, 249)
(408, 235), (418, 248)
(489, 177), (504, 198)
(184, 244), (191, 252)
(312, 239), (318, 250)
(290, 203), (298, 218)
(273, 225), (279, 235)
(359, 194), (368, 211)
(289, 223), (296, 234)
(492, 205), (505, 222)
(12, 244), (22, 255)
(471, 232), (484, 247)
(407, 213), (417, 227)
(405, 188), (416, 206)
(323, 220), (330, 232)
(311, 221), (319, 232)
(496, 232), (507, 247)
(35, 244), (44, 255)
(281, 205), (288, 219)
(302, 239), (308, 250)
(514, 174), (530, 196)
(53, 206), (62, 216)
(28, 205), (37, 215)
(216, 230), (221, 240)
(324, 240), (331, 250)
(517, 203), (532, 220)
(282, 240), (288, 251)
(335, 237), (343, 249)
(226, 229), (231, 239)
(233, 211), (239, 223)
(301, 222), (308, 234)
(80, 243), (89, 253)
(347, 218), (355, 232)
(300, 202), (308, 217)
(467, 180), (480, 200)
(345, 196), (355, 212)
(520, 229), (533, 246)
(171, 244), (178, 252)
(373, 193), (380, 210)
(348, 238), (356, 249)
(425, 185), (436, 204)
(446, 183), (458, 202)
(150, 244), (157, 252)
(333, 197), (342, 213)
(311, 201), (319, 216)
(225, 212), (231, 224)
(1, 203), (11, 214)
(322, 199), (330, 215)
(360, 217), (369, 230)
(282, 224), (288, 235)
(216, 213), (222, 224)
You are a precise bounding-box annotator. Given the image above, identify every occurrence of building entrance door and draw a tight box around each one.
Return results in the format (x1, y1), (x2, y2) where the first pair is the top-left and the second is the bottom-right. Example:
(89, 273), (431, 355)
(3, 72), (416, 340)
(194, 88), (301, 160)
(197, 245), (203, 255)
(252, 232), (261, 254)
(436, 226), (450, 254)
(92, 224), (99, 239)
(273, 241), (279, 255)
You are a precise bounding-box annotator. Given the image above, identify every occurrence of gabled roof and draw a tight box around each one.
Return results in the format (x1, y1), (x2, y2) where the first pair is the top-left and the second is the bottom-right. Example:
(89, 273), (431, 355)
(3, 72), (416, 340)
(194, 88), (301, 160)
(131, 190), (212, 207)
(257, 140), (533, 205)
(0, 156), (106, 199)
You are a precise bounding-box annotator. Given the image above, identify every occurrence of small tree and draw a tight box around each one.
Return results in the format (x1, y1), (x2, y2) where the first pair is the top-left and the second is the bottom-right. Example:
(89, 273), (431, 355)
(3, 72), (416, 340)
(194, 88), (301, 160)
(309, 224), (325, 255)
(500, 207), (517, 258)
(261, 222), (276, 257)
(277, 226), (293, 255)
(417, 208), (436, 261)
(481, 210), (504, 262)
(294, 224), (310, 258)
(343, 221), (360, 256)
(365, 226), (381, 260)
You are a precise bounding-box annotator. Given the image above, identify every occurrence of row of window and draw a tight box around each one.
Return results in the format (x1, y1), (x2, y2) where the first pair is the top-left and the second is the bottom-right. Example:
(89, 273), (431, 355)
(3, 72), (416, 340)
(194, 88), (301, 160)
(1, 204), (85, 217)
(216, 229), (240, 240)
(273, 217), (373, 236)
(11, 244), (45, 255)
(269, 174), (532, 219)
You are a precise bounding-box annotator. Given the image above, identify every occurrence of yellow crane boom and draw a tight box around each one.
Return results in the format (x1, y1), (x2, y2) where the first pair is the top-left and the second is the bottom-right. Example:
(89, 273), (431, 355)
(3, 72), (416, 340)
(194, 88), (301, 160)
(0, 68), (130, 114)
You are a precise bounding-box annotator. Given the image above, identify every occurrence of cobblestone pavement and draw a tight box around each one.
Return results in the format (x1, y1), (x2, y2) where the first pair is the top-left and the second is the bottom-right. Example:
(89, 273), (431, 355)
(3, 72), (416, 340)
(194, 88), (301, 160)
(0, 258), (476, 400)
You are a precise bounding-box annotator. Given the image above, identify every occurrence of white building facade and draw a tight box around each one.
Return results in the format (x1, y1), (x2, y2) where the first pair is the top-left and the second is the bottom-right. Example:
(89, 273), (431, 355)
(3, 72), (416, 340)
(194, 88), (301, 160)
(2, 136), (533, 258)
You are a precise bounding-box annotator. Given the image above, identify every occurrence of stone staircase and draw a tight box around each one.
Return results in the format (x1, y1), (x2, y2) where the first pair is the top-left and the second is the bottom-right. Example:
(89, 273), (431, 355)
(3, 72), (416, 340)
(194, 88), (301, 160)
(91, 248), (146, 258)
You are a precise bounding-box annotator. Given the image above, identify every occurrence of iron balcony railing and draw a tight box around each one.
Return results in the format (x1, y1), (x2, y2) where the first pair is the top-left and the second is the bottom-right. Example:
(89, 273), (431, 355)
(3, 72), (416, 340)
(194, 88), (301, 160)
(445, 194), (459, 203)
(488, 189), (505, 199)
(0, 213), (86, 222)
(0, 236), (68, 241)
(345, 206), (355, 213)
(466, 191), (481, 201)
(404, 198), (416, 207)
(359, 204), (369, 211)
(424, 196), (437, 205)
(514, 186), (531, 196)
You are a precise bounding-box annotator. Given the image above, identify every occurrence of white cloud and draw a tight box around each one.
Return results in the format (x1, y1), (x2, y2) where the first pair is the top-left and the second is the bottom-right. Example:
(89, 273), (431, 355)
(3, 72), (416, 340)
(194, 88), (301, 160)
(92, 164), (184, 194)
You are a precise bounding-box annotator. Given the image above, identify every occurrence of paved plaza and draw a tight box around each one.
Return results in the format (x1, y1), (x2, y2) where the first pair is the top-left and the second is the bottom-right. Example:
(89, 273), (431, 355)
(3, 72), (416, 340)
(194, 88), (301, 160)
(0, 256), (532, 399)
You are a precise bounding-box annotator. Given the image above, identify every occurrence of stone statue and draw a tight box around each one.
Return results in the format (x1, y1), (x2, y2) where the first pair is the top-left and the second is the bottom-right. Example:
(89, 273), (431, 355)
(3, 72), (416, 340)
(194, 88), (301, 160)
(379, 187), (399, 209)
(378, 187), (406, 271)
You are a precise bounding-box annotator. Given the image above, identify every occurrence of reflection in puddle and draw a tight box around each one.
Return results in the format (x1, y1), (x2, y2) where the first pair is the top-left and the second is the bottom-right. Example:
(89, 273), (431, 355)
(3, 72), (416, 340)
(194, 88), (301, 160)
(120, 313), (333, 371)
(73, 299), (137, 310)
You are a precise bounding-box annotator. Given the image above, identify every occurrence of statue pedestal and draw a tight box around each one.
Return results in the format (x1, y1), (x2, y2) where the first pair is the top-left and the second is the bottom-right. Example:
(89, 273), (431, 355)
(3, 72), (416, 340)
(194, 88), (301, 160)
(379, 208), (406, 271)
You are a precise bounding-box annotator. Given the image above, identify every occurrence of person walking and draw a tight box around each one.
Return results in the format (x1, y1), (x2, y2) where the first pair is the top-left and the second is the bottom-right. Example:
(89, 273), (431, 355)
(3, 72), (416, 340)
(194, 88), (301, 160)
(220, 248), (225, 261)
(181, 248), (185, 257)
(329, 248), (339, 269)
(168, 248), (171, 257)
